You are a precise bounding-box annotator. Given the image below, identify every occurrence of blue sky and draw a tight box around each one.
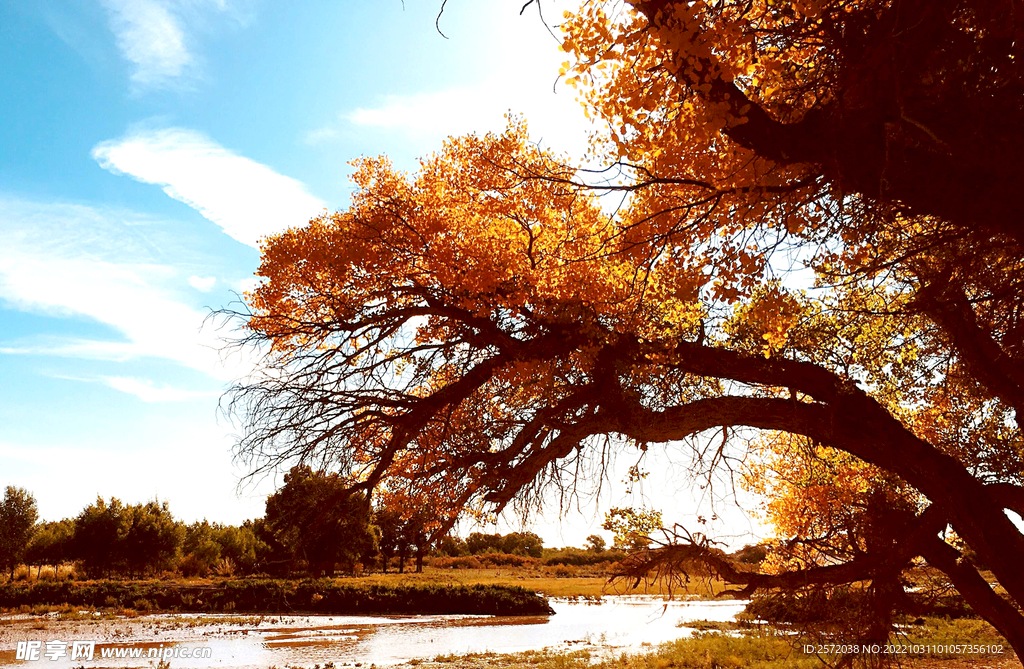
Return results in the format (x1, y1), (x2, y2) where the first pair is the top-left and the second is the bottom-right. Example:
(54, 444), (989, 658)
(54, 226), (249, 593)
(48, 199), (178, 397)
(1, 0), (761, 547)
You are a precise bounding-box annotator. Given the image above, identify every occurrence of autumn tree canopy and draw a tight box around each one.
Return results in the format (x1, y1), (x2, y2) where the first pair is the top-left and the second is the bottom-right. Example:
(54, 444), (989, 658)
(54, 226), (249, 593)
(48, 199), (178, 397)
(230, 0), (1024, 657)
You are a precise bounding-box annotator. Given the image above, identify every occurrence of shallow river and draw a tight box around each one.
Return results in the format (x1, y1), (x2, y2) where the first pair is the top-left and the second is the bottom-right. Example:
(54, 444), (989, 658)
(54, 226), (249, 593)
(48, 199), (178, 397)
(0, 597), (746, 668)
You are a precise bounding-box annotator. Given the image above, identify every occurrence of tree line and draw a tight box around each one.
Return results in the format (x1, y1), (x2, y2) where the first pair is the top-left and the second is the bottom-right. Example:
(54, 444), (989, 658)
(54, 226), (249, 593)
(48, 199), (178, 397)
(0, 475), (580, 580)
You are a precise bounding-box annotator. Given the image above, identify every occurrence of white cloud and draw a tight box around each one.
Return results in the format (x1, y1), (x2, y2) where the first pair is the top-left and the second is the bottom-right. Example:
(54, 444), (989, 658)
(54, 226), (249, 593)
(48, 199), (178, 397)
(189, 274), (217, 291)
(93, 128), (326, 248)
(302, 126), (340, 146)
(102, 376), (220, 402)
(0, 337), (137, 362)
(101, 0), (192, 88)
(325, 69), (594, 163)
(346, 86), (506, 138)
(0, 197), (246, 378)
(312, 5), (595, 162)
(99, 0), (252, 90)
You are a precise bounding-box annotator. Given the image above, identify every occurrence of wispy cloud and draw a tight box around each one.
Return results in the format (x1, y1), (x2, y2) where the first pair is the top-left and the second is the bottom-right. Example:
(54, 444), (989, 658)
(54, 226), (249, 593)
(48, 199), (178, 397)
(310, 74), (593, 164)
(101, 0), (192, 88)
(39, 371), (218, 402)
(98, 0), (254, 91)
(102, 376), (220, 402)
(302, 127), (340, 146)
(189, 275), (217, 292)
(0, 197), (241, 377)
(93, 128), (326, 248)
(308, 14), (593, 160)
(345, 86), (504, 138)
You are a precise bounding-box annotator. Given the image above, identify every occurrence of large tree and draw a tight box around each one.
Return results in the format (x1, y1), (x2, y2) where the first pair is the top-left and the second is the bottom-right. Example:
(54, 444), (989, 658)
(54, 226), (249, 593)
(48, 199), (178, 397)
(263, 465), (378, 575)
(230, 0), (1024, 658)
(71, 497), (183, 577)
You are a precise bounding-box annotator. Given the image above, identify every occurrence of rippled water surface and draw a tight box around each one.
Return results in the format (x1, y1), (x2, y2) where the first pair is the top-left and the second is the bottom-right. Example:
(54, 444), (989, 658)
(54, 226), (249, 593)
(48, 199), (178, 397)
(0, 597), (746, 668)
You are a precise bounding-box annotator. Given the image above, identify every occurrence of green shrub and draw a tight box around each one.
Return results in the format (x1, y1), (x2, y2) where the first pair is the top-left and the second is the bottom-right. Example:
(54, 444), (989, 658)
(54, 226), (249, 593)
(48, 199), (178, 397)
(0, 579), (552, 616)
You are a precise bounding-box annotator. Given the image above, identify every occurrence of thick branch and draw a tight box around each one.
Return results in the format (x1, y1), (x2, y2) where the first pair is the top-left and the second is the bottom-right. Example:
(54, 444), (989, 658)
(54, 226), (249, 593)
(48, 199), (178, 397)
(615, 504), (948, 598)
(916, 281), (1024, 424)
(599, 390), (1024, 612)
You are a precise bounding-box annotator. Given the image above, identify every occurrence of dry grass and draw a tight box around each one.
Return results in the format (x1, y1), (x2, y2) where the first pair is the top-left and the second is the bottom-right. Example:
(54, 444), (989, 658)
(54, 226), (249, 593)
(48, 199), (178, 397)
(337, 567), (726, 598)
(1, 564), (77, 584)
(399, 618), (1019, 669)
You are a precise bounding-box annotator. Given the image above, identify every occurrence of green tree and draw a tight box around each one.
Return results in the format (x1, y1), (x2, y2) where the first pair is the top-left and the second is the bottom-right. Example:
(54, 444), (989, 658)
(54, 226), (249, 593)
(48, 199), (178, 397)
(180, 521), (222, 576)
(437, 534), (468, 557)
(400, 507), (437, 573)
(584, 534), (606, 553)
(264, 465), (378, 575)
(501, 532), (543, 558)
(371, 502), (434, 573)
(121, 501), (182, 577)
(247, 517), (290, 576)
(214, 524), (266, 575)
(466, 532), (503, 555)
(0, 486), (38, 579)
(372, 506), (405, 573)
(25, 519), (74, 579)
(72, 497), (128, 578)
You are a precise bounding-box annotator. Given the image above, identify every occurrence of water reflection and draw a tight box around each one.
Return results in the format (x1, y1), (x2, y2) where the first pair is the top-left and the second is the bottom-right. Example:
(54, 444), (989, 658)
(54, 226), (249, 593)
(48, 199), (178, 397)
(0, 596), (746, 669)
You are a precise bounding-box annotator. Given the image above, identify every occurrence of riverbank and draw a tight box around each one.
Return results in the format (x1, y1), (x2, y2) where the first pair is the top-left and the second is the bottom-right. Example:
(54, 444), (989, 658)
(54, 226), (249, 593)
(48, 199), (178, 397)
(0, 579), (552, 616)
(0, 597), (744, 667)
(0, 567), (721, 614)
(396, 618), (1017, 669)
(329, 568), (723, 598)
(0, 597), (1012, 669)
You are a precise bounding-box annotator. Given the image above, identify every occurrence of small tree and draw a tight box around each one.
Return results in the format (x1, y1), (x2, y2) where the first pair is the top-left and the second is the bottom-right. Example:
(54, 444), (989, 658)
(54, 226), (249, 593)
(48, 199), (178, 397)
(401, 506), (435, 573)
(373, 506), (405, 573)
(0, 486), (38, 579)
(437, 534), (468, 557)
(602, 507), (663, 552)
(25, 519), (74, 579)
(584, 534), (606, 553)
(247, 517), (290, 576)
(180, 521), (222, 576)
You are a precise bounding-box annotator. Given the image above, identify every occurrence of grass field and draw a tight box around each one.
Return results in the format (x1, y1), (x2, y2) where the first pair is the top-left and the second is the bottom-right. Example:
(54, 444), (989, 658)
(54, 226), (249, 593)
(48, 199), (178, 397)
(2, 565), (723, 600)
(340, 567), (728, 599)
